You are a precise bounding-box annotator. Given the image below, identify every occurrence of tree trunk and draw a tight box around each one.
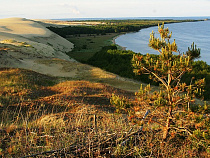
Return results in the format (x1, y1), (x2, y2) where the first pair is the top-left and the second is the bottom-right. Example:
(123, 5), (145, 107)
(163, 106), (172, 140)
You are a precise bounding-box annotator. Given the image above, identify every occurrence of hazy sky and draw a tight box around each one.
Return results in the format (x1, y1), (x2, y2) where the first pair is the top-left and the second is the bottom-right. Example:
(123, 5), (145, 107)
(1, 0), (210, 19)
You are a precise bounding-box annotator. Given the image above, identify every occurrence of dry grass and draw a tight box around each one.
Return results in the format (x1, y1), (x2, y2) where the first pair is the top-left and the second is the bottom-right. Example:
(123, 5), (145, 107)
(0, 68), (135, 157)
(1, 39), (32, 47)
(0, 68), (209, 157)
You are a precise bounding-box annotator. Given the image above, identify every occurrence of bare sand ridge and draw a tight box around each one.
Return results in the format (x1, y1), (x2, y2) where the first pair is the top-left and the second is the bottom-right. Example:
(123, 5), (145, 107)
(0, 18), (74, 60)
(0, 17), (145, 92)
(35, 19), (106, 27)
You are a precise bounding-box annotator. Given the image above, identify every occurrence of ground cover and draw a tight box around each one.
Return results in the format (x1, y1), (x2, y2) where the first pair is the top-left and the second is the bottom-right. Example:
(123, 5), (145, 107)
(66, 33), (120, 62)
(0, 19), (209, 157)
(0, 68), (209, 157)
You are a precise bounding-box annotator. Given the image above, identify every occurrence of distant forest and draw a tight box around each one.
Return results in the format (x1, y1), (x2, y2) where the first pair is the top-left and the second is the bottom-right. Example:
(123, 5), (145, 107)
(47, 19), (199, 37)
(48, 25), (140, 37)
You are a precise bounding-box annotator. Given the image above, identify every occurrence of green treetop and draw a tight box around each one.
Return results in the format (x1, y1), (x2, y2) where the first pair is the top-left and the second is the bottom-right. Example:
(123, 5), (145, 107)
(132, 23), (205, 140)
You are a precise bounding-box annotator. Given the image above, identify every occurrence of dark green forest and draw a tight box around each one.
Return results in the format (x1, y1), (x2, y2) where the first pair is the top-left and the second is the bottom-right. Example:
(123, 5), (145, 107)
(48, 19), (200, 37)
(48, 25), (140, 37)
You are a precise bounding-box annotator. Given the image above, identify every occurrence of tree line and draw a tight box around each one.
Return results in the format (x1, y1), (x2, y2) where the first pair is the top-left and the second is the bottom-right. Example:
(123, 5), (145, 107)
(48, 25), (145, 37)
(47, 19), (200, 37)
(87, 45), (210, 100)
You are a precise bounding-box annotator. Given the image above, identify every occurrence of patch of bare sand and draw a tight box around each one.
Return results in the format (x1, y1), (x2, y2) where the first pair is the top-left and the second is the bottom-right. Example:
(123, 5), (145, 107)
(35, 19), (106, 27)
(0, 18), (48, 37)
(0, 17), (74, 61)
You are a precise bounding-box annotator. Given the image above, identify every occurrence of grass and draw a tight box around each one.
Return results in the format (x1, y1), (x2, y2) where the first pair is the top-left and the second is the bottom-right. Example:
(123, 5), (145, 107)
(66, 33), (120, 62)
(0, 68), (209, 157)
(0, 19), (209, 157)
(0, 68), (135, 157)
(1, 39), (32, 47)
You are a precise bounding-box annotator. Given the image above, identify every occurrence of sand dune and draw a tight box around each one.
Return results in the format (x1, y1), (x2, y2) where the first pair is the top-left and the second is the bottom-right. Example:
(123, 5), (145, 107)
(0, 18), (48, 37)
(0, 17), (146, 93)
(0, 17), (74, 61)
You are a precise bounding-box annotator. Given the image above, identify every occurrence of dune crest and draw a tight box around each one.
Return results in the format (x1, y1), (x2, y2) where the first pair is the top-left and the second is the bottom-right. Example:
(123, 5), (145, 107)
(0, 18), (48, 37)
(0, 17), (74, 62)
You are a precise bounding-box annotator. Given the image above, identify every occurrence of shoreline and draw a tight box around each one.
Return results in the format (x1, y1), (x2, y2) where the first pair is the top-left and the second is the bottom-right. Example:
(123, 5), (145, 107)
(111, 19), (205, 52)
(112, 20), (210, 65)
(112, 33), (127, 50)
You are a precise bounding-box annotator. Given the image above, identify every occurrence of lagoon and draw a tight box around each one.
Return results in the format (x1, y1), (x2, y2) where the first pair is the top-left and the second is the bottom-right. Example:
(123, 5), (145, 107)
(115, 20), (210, 64)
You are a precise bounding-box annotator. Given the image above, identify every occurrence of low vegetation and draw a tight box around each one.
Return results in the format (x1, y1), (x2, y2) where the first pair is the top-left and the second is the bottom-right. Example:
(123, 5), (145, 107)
(0, 68), (209, 157)
(0, 68), (135, 157)
(0, 20), (209, 157)
(1, 39), (32, 47)
(66, 33), (119, 62)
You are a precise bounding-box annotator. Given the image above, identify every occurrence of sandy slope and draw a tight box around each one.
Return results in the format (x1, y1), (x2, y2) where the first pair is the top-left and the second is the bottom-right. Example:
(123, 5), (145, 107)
(0, 17), (146, 93)
(0, 18), (74, 61)
(0, 18), (48, 37)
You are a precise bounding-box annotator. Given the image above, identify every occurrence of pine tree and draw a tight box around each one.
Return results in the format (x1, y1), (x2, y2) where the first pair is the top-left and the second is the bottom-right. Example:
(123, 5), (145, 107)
(186, 42), (201, 60)
(132, 23), (205, 140)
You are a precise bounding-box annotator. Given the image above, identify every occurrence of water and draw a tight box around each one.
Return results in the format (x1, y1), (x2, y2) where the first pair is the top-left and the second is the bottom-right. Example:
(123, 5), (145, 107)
(115, 20), (210, 64)
(56, 16), (209, 21)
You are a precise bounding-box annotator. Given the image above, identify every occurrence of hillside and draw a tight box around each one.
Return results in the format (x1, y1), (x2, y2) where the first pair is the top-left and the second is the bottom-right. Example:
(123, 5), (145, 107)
(0, 68), (209, 157)
(0, 18), (74, 67)
(0, 17), (146, 92)
(0, 18), (209, 157)
(0, 68), (137, 157)
(0, 18), (145, 157)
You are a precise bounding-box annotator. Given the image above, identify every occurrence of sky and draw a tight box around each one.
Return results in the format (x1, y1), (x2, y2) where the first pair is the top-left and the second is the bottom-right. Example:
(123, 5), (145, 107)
(1, 0), (210, 19)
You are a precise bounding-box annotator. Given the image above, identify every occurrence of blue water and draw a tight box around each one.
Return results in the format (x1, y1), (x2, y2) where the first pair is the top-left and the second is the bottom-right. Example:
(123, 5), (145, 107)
(115, 20), (210, 64)
(56, 16), (209, 21)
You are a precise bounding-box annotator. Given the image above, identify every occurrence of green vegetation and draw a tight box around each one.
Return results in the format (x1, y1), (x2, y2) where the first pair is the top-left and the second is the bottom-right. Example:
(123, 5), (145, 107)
(111, 23), (210, 156)
(66, 33), (119, 61)
(185, 61), (210, 100)
(48, 19), (200, 38)
(132, 23), (205, 140)
(87, 45), (133, 77)
(0, 68), (209, 157)
(187, 42), (201, 60)
(87, 46), (158, 85)
(48, 19), (201, 61)
(1, 20), (209, 157)
(53, 19), (210, 100)
(87, 45), (210, 100)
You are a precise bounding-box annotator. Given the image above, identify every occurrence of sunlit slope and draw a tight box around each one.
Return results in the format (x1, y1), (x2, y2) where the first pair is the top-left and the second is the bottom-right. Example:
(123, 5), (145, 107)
(0, 17), (74, 61)
(0, 18), (145, 93)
